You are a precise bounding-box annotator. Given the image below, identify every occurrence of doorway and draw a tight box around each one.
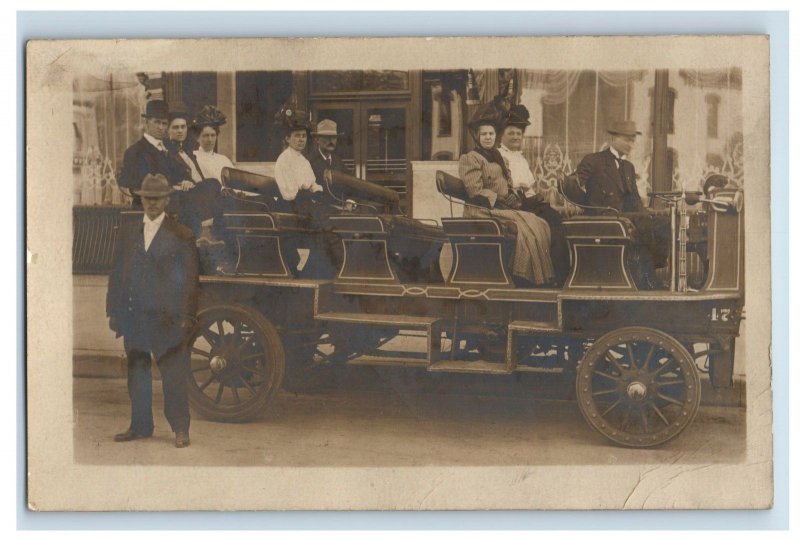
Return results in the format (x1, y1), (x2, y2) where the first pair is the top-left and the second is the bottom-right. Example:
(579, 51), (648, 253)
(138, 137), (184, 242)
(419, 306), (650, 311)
(311, 101), (412, 200)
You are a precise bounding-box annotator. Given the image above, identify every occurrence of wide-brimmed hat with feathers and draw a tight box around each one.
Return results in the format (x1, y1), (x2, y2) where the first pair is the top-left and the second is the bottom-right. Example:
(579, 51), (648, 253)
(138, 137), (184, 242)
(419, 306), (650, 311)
(192, 105), (227, 129)
(274, 102), (312, 133)
(467, 100), (506, 131)
(505, 104), (531, 128)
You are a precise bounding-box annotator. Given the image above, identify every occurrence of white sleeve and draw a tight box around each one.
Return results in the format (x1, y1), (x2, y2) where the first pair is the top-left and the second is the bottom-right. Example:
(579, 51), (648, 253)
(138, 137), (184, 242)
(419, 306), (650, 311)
(274, 152), (298, 201)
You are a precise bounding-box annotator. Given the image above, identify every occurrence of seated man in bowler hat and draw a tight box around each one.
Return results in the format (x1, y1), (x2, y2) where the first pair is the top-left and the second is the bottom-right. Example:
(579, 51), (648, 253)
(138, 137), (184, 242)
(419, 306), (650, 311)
(118, 100), (187, 208)
(106, 173), (199, 448)
(575, 120), (671, 288)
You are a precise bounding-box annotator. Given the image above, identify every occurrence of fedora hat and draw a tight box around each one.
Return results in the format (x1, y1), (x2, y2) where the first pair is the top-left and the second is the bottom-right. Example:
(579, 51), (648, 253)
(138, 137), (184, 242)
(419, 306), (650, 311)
(312, 119), (343, 137)
(141, 100), (170, 119)
(607, 120), (642, 137)
(505, 104), (531, 128)
(134, 174), (172, 198)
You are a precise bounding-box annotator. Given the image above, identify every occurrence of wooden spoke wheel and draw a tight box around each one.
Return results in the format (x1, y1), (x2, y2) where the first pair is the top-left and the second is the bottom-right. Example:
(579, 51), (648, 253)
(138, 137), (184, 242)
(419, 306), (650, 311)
(186, 304), (284, 422)
(576, 327), (700, 448)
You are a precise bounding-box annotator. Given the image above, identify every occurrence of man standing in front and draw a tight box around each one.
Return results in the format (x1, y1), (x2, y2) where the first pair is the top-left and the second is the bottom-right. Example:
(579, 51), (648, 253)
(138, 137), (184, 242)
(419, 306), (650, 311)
(308, 119), (345, 183)
(107, 174), (199, 448)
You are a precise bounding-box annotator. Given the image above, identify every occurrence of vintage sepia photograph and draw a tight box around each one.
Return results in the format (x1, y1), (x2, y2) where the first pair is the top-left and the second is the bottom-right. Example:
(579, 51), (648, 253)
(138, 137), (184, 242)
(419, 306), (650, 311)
(26, 35), (772, 511)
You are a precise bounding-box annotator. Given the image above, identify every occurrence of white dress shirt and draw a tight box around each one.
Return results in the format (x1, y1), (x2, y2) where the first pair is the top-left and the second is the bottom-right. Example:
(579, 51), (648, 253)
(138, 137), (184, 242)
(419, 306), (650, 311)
(143, 133), (168, 153)
(143, 212), (166, 252)
(274, 147), (322, 201)
(177, 149), (203, 183)
(194, 148), (234, 182)
(498, 144), (535, 195)
(609, 146), (626, 167)
(318, 148), (333, 165)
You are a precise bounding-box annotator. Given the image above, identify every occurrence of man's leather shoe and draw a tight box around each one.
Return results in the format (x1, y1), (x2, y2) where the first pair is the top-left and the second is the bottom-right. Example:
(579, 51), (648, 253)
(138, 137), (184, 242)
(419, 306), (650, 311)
(114, 429), (152, 442)
(175, 431), (190, 448)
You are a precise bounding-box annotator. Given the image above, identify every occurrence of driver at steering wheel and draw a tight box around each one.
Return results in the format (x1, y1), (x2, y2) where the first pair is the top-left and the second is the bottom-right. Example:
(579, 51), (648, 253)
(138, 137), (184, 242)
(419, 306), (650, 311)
(575, 120), (670, 288)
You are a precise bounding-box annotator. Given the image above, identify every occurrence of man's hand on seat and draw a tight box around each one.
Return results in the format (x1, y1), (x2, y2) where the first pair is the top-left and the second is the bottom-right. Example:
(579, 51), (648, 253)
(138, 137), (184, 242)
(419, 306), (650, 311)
(178, 180), (195, 192)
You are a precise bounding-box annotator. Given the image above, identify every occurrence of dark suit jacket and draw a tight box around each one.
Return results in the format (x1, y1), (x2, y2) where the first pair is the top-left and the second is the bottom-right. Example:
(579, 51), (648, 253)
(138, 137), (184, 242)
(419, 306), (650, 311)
(575, 148), (645, 213)
(165, 139), (207, 181)
(308, 149), (345, 184)
(106, 215), (199, 357)
(119, 137), (190, 193)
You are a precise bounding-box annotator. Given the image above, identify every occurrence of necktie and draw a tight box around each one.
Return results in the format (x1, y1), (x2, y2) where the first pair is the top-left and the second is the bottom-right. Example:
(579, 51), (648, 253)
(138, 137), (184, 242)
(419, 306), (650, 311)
(616, 158), (632, 193)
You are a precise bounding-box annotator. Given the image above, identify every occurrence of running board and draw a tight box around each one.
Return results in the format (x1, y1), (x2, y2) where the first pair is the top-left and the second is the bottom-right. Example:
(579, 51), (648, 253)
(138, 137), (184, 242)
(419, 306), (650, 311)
(315, 312), (442, 365)
(315, 311), (440, 329)
(508, 320), (561, 333)
(507, 319), (562, 371)
(427, 360), (511, 374)
(346, 355), (430, 368)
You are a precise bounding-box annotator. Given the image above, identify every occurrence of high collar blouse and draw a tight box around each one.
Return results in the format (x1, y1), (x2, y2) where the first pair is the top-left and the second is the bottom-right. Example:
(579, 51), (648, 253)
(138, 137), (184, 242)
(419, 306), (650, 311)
(193, 148), (234, 183)
(274, 147), (322, 201)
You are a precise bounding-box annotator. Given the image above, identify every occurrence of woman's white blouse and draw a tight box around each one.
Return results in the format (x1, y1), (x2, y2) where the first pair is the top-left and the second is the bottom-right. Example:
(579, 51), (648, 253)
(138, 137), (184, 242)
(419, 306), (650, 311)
(274, 147), (322, 201)
(194, 148), (234, 182)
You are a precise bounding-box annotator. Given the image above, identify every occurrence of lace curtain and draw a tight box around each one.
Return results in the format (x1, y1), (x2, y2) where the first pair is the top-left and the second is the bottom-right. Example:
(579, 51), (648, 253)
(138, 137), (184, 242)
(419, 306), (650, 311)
(73, 73), (146, 205)
(516, 69), (649, 208)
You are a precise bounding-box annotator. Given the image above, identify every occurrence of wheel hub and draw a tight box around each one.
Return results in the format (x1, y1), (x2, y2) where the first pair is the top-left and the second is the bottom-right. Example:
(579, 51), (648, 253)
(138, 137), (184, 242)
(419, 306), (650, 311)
(209, 355), (227, 373)
(626, 381), (648, 401)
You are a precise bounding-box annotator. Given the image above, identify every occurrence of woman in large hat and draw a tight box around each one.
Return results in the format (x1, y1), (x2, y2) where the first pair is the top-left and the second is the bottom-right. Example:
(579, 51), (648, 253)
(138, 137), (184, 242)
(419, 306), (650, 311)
(158, 104), (231, 239)
(273, 103), (323, 206)
(458, 101), (554, 286)
(191, 105), (234, 182)
(272, 103), (342, 276)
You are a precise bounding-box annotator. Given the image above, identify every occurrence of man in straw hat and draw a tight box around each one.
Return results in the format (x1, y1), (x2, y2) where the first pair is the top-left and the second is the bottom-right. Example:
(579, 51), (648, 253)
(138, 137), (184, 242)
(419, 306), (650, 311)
(309, 118), (346, 183)
(106, 174), (199, 448)
(119, 100), (187, 208)
(575, 120), (670, 287)
(575, 119), (646, 213)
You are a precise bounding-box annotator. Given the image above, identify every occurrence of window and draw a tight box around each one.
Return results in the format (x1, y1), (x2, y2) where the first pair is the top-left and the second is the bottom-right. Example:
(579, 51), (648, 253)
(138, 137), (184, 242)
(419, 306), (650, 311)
(235, 71), (293, 162)
(706, 94), (721, 139)
(666, 87), (676, 134)
(179, 72), (217, 114)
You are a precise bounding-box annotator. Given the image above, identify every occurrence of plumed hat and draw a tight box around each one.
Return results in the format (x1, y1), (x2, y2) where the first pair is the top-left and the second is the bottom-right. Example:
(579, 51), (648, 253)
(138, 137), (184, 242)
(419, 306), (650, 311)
(193, 105), (227, 129)
(505, 104), (531, 128)
(467, 101), (505, 131)
(274, 102), (312, 133)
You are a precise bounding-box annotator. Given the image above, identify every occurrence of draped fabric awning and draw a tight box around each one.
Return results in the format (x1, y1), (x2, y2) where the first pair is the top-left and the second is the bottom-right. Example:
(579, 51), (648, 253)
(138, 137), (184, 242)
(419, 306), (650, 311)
(518, 69), (647, 104)
(678, 68), (742, 90)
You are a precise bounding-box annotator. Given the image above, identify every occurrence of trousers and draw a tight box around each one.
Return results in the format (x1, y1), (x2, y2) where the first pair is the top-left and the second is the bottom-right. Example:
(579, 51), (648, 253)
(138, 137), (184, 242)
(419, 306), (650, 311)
(125, 342), (191, 436)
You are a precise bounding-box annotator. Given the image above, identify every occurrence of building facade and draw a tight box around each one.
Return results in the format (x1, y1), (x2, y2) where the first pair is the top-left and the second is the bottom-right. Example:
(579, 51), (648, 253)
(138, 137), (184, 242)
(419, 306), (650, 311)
(73, 67), (743, 221)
